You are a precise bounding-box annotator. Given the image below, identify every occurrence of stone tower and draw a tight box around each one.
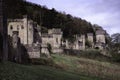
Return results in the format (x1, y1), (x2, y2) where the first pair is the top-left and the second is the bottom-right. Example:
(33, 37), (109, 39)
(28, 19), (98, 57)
(0, 0), (8, 61)
(8, 15), (35, 45)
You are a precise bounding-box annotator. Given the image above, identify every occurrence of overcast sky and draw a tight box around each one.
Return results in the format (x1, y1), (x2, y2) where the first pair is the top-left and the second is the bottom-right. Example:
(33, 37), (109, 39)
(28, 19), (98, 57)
(26, 0), (120, 35)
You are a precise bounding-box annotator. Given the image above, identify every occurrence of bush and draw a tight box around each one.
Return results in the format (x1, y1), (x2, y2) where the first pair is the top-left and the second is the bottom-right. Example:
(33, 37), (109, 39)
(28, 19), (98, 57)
(63, 49), (111, 62)
(112, 53), (120, 62)
(79, 49), (111, 61)
(80, 49), (101, 58)
(63, 49), (81, 56)
(31, 58), (54, 66)
(110, 50), (120, 62)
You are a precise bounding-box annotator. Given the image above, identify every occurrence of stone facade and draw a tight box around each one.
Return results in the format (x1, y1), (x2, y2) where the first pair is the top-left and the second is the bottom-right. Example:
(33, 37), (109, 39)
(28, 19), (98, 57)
(41, 44), (51, 58)
(41, 28), (63, 53)
(65, 35), (85, 50)
(73, 35), (85, 50)
(7, 16), (41, 59)
(95, 30), (106, 49)
(64, 31), (106, 50)
(8, 15), (35, 45)
(7, 15), (107, 59)
(87, 33), (94, 43)
(25, 44), (40, 59)
(87, 33), (94, 48)
(7, 16), (63, 58)
(96, 30), (106, 43)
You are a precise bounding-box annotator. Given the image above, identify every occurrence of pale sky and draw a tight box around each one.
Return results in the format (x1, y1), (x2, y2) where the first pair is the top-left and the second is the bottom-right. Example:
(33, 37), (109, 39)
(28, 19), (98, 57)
(26, 0), (120, 35)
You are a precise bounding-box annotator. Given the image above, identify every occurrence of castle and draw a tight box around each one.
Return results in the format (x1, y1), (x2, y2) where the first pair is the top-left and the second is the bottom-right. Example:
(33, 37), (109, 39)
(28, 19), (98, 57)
(7, 16), (107, 60)
(7, 15), (41, 59)
(8, 15), (35, 45)
(41, 28), (63, 53)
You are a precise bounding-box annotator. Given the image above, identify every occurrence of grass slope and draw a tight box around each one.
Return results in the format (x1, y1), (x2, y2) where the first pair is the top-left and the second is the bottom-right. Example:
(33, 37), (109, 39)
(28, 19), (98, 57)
(0, 62), (101, 80)
(52, 54), (120, 80)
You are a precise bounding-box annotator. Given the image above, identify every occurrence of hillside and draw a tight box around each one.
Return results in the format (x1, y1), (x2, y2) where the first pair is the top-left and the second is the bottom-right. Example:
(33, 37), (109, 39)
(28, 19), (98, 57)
(52, 54), (120, 80)
(1, 54), (120, 80)
(0, 61), (102, 80)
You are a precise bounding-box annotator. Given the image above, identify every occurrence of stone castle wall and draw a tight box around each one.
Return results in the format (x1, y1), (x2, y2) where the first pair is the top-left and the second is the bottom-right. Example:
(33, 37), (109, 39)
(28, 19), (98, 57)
(7, 15), (107, 59)
(8, 16), (34, 45)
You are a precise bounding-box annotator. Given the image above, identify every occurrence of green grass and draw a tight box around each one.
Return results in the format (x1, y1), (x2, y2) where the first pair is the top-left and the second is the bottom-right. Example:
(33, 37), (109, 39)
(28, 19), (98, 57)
(0, 61), (101, 80)
(52, 54), (120, 80)
(0, 54), (119, 80)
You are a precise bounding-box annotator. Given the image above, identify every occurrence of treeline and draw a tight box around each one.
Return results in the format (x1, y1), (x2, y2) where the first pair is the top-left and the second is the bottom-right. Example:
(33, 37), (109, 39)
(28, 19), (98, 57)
(5, 0), (100, 39)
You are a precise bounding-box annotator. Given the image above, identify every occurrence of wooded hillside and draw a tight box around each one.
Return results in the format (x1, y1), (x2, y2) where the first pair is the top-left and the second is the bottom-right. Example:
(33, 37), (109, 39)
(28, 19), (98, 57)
(5, 0), (104, 39)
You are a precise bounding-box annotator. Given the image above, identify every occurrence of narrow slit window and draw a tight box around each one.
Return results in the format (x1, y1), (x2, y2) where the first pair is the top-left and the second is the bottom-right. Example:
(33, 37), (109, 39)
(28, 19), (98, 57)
(17, 25), (19, 30)
(10, 25), (13, 30)
(21, 25), (24, 29)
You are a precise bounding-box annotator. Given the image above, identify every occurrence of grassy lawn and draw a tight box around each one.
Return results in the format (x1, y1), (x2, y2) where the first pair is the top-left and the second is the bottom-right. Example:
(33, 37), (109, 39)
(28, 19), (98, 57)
(0, 61), (101, 80)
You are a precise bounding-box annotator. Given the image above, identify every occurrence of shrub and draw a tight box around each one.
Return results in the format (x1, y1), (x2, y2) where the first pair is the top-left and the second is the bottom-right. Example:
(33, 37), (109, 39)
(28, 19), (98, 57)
(110, 50), (120, 62)
(63, 49), (111, 62)
(79, 49), (111, 61)
(112, 53), (120, 62)
(31, 58), (54, 66)
(80, 49), (101, 58)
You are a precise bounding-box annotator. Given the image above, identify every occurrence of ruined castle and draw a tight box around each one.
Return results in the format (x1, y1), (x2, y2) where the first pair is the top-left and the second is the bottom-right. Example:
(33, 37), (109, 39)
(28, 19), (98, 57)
(7, 15), (107, 60)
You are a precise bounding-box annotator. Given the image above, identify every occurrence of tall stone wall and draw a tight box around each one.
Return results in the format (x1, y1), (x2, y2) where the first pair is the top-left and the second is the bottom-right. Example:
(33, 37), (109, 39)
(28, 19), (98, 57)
(52, 34), (62, 48)
(23, 15), (28, 44)
(96, 34), (106, 43)
(8, 16), (35, 45)
(87, 33), (94, 43)
(27, 20), (34, 44)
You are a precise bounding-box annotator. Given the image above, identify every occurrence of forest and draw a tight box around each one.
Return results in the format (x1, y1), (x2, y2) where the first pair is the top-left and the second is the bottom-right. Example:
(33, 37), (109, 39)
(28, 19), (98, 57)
(4, 0), (103, 40)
